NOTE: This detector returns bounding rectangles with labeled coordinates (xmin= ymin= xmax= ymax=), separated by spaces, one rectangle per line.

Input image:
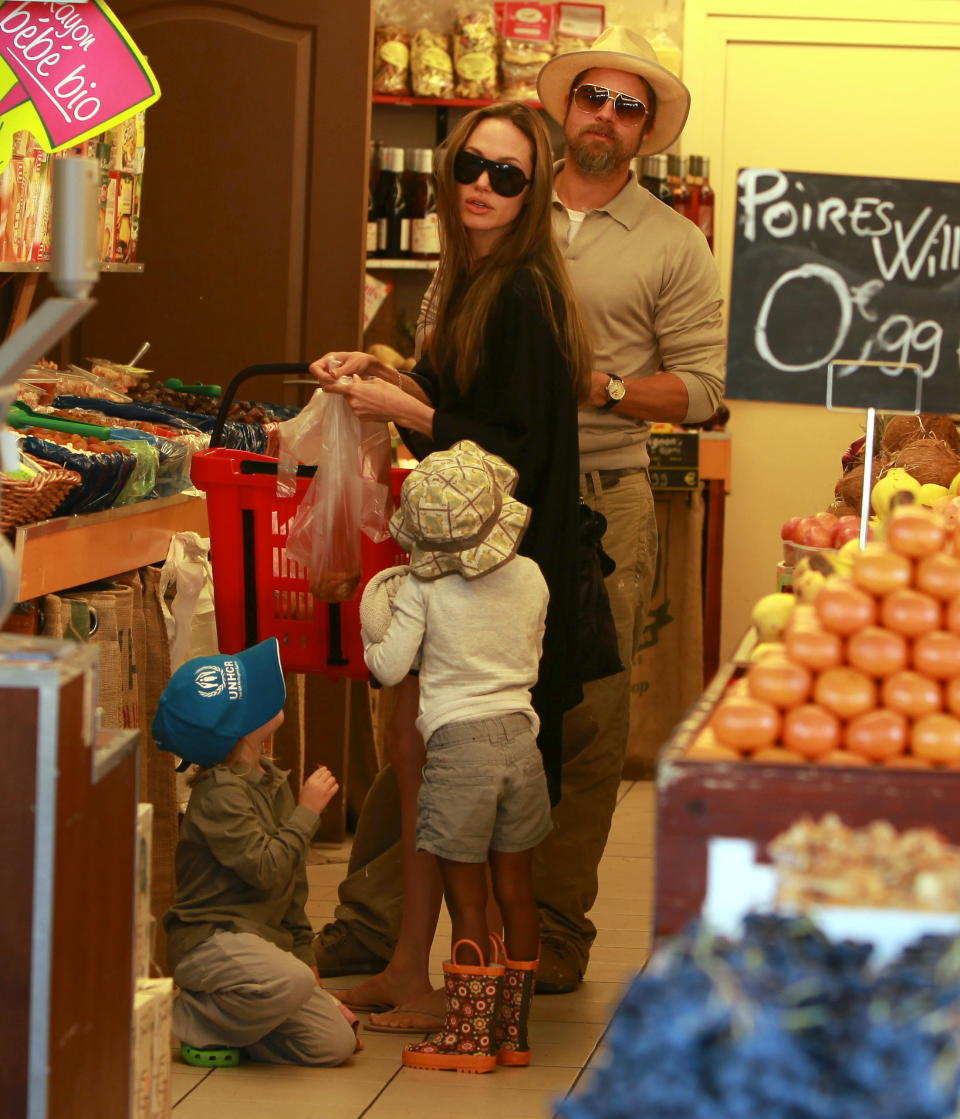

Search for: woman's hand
xmin=310 ymin=351 xmax=394 ymax=387
xmin=323 ymin=376 xmax=409 ymax=423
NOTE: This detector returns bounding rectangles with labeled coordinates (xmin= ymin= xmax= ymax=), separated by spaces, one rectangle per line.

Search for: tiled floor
xmin=170 ymin=780 xmax=653 ymax=1118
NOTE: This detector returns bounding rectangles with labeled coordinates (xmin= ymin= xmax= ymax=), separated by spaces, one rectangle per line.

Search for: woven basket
xmin=1 ymin=453 xmax=82 ymax=533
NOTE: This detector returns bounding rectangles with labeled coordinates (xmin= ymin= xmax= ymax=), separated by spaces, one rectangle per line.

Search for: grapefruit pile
xmin=688 ymin=504 xmax=960 ymax=769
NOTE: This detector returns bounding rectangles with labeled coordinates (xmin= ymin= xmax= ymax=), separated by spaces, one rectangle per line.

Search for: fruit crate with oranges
xmin=655 ymin=501 xmax=960 ymax=937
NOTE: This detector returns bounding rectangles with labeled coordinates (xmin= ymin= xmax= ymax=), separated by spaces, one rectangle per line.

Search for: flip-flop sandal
xmin=364 ymin=1012 xmax=445 ymax=1035
xmin=180 ymin=1043 xmax=241 ymax=1068
xmin=330 ymin=992 xmax=394 ymax=1013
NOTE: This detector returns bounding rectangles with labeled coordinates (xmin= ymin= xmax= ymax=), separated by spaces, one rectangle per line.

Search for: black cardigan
xmin=403 ymin=268 xmax=582 ymax=802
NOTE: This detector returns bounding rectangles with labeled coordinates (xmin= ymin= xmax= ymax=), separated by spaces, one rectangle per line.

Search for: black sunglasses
xmin=452 ymin=150 xmax=530 ymax=198
xmin=572 ymin=83 xmax=648 ymax=124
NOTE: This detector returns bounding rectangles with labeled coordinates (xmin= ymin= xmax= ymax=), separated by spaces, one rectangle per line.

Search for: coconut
xmin=890 ymin=437 xmax=960 ymax=488
xmin=839 ymin=459 xmax=882 ymax=511
xmin=826 ymin=498 xmax=858 ymax=518
xmin=881 ymin=413 xmax=960 ymax=455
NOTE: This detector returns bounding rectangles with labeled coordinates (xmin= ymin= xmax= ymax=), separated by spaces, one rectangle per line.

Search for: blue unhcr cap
xmin=152 ymin=638 xmax=286 ymax=771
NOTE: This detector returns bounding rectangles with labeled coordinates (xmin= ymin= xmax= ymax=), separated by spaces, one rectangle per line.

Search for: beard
xmin=568 ymin=124 xmax=638 ymax=175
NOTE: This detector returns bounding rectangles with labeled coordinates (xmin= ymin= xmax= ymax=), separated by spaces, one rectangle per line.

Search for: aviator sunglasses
xmin=572 ymin=83 xmax=648 ymax=124
xmin=452 ymin=150 xmax=531 ymax=198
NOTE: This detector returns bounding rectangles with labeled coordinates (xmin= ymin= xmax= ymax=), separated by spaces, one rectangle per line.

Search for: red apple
xmin=780 ymin=516 xmax=803 ymax=542
xmin=815 ymin=512 xmax=839 ymax=530
xmin=832 ymin=520 xmax=863 ymax=548
xmin=797 ymin=521 xmax=834 ymax=548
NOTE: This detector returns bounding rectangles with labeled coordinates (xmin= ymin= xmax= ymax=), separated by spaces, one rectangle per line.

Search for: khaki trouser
xmin=173 ymin=931 xmax=357 ymax=1065
xmin=328 ymin=472 xmax=658 ymax=970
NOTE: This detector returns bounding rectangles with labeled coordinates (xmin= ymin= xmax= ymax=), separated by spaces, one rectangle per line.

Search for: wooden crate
xmin=654 ymin=650 xmax=960 ymax=937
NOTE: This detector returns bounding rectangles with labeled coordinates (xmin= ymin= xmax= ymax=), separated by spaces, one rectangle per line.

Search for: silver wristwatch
xmin=600 ymin=374 xmax=626 ymax=411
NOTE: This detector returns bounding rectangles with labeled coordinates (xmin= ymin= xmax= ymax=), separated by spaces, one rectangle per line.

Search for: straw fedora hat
xmin=536 ymin=25 xmax=691 ymax=155
xmin=390 ymin=441 xmax=531 ymax=581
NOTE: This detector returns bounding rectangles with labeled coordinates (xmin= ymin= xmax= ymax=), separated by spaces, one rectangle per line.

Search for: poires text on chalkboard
xmin=727 ymin=168 xmax=960 ymax=412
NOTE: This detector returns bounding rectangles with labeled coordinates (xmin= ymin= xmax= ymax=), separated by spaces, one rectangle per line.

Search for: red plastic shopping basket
xmin=191 ymin=363 xmax=408 ymax=678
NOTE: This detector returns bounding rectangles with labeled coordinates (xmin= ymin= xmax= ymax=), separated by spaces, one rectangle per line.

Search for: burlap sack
xmin=626 ymin=490 xmax=705 ymax=778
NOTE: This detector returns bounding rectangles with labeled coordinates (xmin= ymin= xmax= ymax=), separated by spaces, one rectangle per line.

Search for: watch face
xmin=608 ymin=377 xmax=626 ymax=401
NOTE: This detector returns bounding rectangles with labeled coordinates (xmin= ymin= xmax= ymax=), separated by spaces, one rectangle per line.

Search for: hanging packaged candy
xmin=411 ymin=29 xmax=455 ymax=98
xmin=373 ymin=24 xmax=411 ymax=95
xmin=499 ymin=2 xmax=556 ymax=101
xmin=453 ymin=5 xmax=499 ymax=99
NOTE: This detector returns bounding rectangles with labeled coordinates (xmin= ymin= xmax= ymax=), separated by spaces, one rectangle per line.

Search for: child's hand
xmin=299 ymin=765 xmax=339 ymax=815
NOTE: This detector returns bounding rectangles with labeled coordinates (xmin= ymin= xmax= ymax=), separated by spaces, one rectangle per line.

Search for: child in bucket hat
xmin=361 ymin=441 xmax=553 ymax=1073
xmin=153 ymin=638 xmax=360 ymax=1069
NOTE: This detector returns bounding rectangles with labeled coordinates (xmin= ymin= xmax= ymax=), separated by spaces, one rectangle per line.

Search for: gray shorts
xmin=416 ymin=713 xmax=553 ymax=863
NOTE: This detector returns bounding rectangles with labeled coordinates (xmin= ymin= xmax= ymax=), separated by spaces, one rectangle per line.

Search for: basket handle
xmin=209 ymin=363 xmax=311 ymax=448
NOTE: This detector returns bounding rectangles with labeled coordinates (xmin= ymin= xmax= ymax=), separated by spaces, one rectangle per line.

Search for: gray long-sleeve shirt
xmin=164 ymin=757 xmax=319 ymax=971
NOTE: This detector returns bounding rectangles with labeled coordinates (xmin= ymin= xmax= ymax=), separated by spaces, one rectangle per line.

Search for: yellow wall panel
xmin=681 ymin=3 xmax=960 ymax=658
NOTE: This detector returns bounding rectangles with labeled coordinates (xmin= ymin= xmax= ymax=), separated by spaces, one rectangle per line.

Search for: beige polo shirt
xmin=414 ymin=165 xmax=726 ymax=473
xmin=553 ymin=163 xmax=726 ymax=472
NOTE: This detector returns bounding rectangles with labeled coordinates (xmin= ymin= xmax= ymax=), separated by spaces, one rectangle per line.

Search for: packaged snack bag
xmin=411 ymin=29 xmax=454 ymax=98
xmin=373 ymin=24 xmax=411 ymax=95
xmin=453 ymin=5 xmax=499 ymax=99
xmin=555 ymin=2 xmax=605 ymax=55
xmin=500 ymin=1 xmax=556 ymax=101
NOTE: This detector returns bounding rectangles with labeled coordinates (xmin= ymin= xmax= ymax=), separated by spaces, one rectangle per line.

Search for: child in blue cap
xmin=153 ymin=637 xmax=359 ymax=1068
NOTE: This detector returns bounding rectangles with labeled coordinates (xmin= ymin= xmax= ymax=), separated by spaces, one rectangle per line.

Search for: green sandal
xmin=180 ymin=1043 xmax=241 ymax=1068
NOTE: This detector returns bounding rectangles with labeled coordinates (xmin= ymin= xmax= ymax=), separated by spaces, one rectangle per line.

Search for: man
xmin=313 ymin=25 xmax=725 ymax=1009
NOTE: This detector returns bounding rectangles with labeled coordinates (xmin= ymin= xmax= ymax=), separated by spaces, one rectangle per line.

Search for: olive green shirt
xmin=164 ymin=757 xmax=319 ymax=972
xmin=552 ymin=163 xmax=726 ymax=472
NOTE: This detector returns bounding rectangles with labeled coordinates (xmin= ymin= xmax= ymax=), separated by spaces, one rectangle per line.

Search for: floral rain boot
xmin=492 ymin=939 xmax=537 ymax=1067
xmin=402 ymin=939 xmax=503 ymax=1074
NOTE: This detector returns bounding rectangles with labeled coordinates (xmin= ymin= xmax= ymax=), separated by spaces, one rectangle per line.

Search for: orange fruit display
xmin=813 ymin=666 xmax=877 ymax=720
xmin=911 ymin=714 xmax=960 ymax=764
xmin=846 ymin=626 xmax=908 ymax=678
xmin=746 ymin=655 xmax=812 ymax=709
xmin=814 ymin=580 xmax=876 ymax=636
xmin=881 ymin=671 xmax=942 ymax=719
xmin=880 ymin=588 xmax=942 ymax=638
xmin=781 ymin=704 xmax=841 ymax=759
xmin=710 ymin=697 xmax=780 ymax=752
xmin=844 ymin=709 xmax=908 ymax=761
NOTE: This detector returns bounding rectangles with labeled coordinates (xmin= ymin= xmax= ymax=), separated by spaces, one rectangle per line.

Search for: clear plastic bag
xmin=282 ymin=385 xmax=392 ymax=602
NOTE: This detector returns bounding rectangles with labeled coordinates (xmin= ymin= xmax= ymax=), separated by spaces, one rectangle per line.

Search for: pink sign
xmin=0 ymin=1 xmax=159 ymax=149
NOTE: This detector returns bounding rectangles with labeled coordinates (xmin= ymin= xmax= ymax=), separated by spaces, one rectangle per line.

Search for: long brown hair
xmin=428 ymin=102 xmax=592 ymax=402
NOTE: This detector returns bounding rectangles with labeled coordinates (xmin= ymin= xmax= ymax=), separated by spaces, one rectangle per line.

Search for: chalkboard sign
xmin=727 ymin=169 xmax=960 ymax=412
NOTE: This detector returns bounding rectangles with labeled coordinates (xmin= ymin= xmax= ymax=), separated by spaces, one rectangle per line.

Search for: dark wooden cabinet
xmin=1 ymin=638 xmax=139 ymax=1118
xmin=70 ymin=1 xmax=375 ymax=405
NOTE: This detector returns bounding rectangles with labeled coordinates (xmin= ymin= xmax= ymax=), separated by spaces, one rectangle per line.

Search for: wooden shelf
xmin=366 ymin=258 xmax=438 ymax=271
xmin=373 ymin=94 xmax=542 ymax=109
xmin=14 ymin=491 xmax=208 ymax=600
xmin=0 ymin=262 xmax=144 ymax=273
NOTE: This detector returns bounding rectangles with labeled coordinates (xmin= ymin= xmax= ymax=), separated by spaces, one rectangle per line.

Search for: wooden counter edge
xmin=14 ymin=492 xmax=209 ymax=601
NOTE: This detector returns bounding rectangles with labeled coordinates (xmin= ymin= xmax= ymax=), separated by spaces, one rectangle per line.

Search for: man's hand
xmin=298 ymin=765 xmax=339 ymax=815
xmin=584 ymin=369 xmax=614 ymax=409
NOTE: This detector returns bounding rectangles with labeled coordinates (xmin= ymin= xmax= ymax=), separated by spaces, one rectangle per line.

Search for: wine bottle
xmin=687 ymin=154 xmax=715 ymax=251
xmin=642 ymin=154 xmax=672 ymax=205
xmin=375 ymin=147 xmax=409 ymax=258
xmin=406 ymin=148 xmax=440 ymax=260
xmin=667 ymin=153 xmax=692 ymax=217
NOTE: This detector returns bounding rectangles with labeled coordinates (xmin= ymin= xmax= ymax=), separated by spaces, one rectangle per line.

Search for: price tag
xmin=648 ymin=432 xmax=699 ymax=489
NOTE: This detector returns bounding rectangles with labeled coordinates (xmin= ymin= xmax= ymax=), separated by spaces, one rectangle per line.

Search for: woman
xmin=310 ymin=100 xmax=590 ymax=1022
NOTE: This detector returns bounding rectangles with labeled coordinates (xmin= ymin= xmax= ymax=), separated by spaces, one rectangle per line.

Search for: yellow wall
xmin=681 ymin=0 xmax=960 ymax=661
